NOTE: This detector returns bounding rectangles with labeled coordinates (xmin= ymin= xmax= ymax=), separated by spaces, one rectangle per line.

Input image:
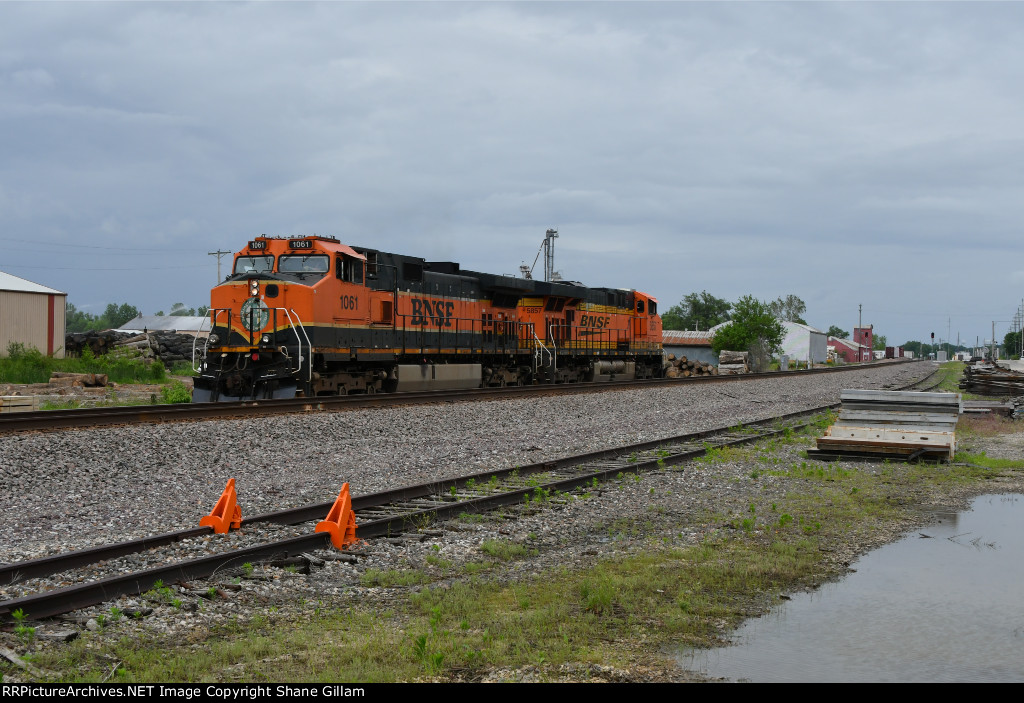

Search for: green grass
xmin=168 ymin=361 xmax=198 ymax=377
xmin=36 ymin=533 xmax=823 ymax=683
xmin=0 ymin=343 xmax=167 ymax=385
xmin=953 ymin=451 xmax=1024 ymax=472
xmin=932 ymin=360 xmax=966 ymax=394
xmin=479 ymin=539 xmax=529 ymax=561
xmin=359 ymin=568 xmax=430 ymax=588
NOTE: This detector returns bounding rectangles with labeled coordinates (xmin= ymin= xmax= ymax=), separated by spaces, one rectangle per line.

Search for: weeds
xmin=360 ymin=568 xmax=429 ymax=588
xmin=1 ymin=343 xmax=167 ymax=385
xmin=479 ymin=539 xmax=528 ymax=561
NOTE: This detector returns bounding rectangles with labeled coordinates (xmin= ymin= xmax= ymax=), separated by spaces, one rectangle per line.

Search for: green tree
xmin=65 ymin=301 xmax=139 ymax=332
xmin=711 ymin=295 xmax=785 ymax=371
xmin=1005 ymin=330 xmax=1022 ymax=358
xmin=873 ymin=334 xmax=888 ymax=351
xmin=903 ymin=340 xmax=941 ymax=358
xmin=661 ymin=291 xmax=732 ymax=331
xmin=169 ymin=302 xmax=196 ymax=317
xmin=826 ymin=325 xmax=848 ymax=339
xmin=766 ymin=294 xmax=807 ymax=324
xmin=101 ymin=303 xmax=139 ymax=329
xmin=65 ymin=302 xmax=98 ymax=333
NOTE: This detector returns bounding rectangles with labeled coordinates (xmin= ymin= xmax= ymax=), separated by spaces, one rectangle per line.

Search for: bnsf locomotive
xmin=192 ymin=235 xmax=663 ymax=401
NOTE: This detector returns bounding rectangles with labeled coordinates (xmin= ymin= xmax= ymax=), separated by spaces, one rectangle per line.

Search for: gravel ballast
xmin=1 ymin=363 xmax=929 ymax=563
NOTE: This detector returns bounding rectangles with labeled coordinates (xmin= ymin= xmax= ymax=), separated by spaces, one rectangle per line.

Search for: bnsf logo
xmin=339 ymin=295 xmax=359 ymax=310
xmin=579 ymin=314 xmax=611 ymax=328
xmin=410 ymin=299 xmax=455 ymax=327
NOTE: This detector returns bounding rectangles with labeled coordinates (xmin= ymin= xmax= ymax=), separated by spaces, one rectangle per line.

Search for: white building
xmin=779 ymin=321 xmax=829 ymax=365
xmin=707 ymin=319 xmax=828 ymax=366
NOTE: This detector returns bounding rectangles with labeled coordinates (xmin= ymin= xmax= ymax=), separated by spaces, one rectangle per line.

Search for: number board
xmin=288 ymin=239 xmax=314 ymax=249
xmin=248 ymin=240 xmax=267 ymax=250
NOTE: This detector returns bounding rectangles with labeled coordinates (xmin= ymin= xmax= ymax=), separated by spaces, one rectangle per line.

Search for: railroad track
xmin=0 ymin=365 xmax=941 ymax=622
xmin=0 ymin=359 xmax=921 ymax=433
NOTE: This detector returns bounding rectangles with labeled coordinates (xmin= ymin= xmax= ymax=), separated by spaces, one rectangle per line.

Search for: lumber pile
xmin=664 ymin=354 xmax=717 ymax=378
xmin=0 ymin=396 xmax=39 ymax=413
xmin=64 ymin=331 xmax=201 ymax=365
xmin=717 ymin=350 xmax=749 ymax=375
xmin=49 ymin=372 xmax=108 ymax=387
xmin=959 ymin=363 xmax=1024 ymax=396
xmin=64 ymin=330 xmax=124 ymax=357
xmin=814 ymin=389 xmax=962 ymax=461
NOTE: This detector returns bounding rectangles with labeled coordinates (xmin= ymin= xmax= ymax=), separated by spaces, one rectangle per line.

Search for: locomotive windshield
xmin=234 ymin=255 xmax=274 ymax=275
xmin=279 ymin=255 xmax=330 ymax=274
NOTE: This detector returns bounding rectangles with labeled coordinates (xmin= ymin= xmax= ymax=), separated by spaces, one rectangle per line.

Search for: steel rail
xmin=0 ymin=417 xmax=802 ymax=621
xmin=0 ymin=365 xmax=940 ymax=620
xmin=0 ymin=359 xmax=921 ymax=434
xmin=0 ymin=404 xmax=840 ymax=587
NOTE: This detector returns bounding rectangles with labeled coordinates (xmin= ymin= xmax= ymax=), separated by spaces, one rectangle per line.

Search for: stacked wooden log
xmin=49 ymin=372 xmax=108 ymax=388
xmin=664 ymin=354 xmax=718 ymax=378
xmin=64 ymin=331 xmax=201 ymax=366
xmin=959 ymin=364 xmax=1024 ymax=396
xmin=64 ymin=331 xmax=127 ymax=357
xmin=718 ymin=350 xmax=750 ymax=375
xmin=148 ymin=332 xmax=201 ymax=363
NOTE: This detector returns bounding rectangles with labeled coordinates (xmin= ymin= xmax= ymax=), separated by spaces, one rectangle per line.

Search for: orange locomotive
xmin=192 ymin=235 xmax=663 ymax=401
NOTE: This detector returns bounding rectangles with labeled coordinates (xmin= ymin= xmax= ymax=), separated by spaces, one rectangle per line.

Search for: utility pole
xmin=208 ymin=250 xmax=231 ymax=284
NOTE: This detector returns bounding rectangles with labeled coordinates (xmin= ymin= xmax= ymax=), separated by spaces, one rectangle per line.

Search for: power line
xmin=0 ymin=263 xmax=198 ymax=271
xmin=0 ymin=236 xmax=195 ymax=253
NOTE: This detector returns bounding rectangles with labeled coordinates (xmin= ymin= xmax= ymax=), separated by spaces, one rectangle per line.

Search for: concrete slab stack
xmin=814 ymin=389 xmax=962 ymax=461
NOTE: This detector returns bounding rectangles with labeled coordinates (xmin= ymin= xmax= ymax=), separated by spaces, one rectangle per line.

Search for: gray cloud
xmin=0 ymin=2 xmax=1021 ymax=344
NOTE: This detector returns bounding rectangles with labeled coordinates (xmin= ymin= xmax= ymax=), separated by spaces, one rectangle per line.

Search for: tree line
xmin=662 ymin=291 xmax=818 ymax=332
xmin=65 ymin=302 xmax=209 ymax=333
xmin=661 ymin=291 xmax=902 ymax=364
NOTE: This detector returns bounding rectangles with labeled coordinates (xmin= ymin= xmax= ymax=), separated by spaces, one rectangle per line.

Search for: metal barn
xmin=0 ymin=271 xmax=67 ymax=358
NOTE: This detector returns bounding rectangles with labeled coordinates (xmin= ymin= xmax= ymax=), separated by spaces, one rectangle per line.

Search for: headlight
xmin=261 ymin=334 xmax=271 ymax=344
xmin=208 ymin=333 xmax=220 ymax=346
xmin=249 ymin=279 xmax=259 ymax=296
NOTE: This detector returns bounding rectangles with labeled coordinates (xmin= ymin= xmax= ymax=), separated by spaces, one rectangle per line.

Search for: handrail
xmin=193 ymin=308 xmax=231 ymax=373
xmin=547 ymin=322 xmax=558 ymax=374
xmin=193 ymin=307 xmax=310 ymax=383
xmin=275 ymin=308 xmax=312 ymax=382
xmin=532 ymin=325 xmax=553 ymax=376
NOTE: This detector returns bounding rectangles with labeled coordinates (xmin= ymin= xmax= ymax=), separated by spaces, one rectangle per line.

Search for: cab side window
xmin=336 ymin=256 xmax=365 ymax=284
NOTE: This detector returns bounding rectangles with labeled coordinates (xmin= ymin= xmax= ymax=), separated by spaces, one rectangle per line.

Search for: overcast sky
xmin=1 ymin=2 xmax=1022 ymax=347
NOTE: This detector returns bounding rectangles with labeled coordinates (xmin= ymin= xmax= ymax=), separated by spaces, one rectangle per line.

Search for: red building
xmin=853 ymin=325 xmax=873 ymax=360
xmin=829 ymin=336 xmax=871 ymax=363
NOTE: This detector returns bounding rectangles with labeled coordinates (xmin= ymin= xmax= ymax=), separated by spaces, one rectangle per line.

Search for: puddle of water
xmin=679 ymin=494 xmax=1024 ymax=682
